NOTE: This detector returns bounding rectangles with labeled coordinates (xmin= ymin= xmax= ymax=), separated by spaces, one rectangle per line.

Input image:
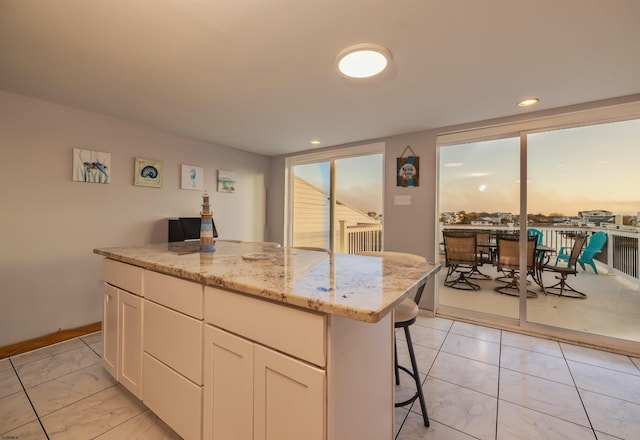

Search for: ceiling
xmin=1 ymin=0 xmax=639 ymax=156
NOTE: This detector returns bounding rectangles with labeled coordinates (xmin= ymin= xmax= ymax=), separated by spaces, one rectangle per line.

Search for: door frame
xmin=284 ymin=142 xmax=385 ymax=249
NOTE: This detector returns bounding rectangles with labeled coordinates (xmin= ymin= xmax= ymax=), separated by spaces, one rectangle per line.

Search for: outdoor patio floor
xmin=438 ymin=260 xmax=640 ymax=344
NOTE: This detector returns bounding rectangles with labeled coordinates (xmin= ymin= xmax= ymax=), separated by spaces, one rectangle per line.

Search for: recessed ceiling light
xmin=310 ymin=140 xmax=321 ymax=145
xmin=336 ymin=43 xmax=391 ymax=78
xmin=518 ymin=98 xmax=539 ymax=107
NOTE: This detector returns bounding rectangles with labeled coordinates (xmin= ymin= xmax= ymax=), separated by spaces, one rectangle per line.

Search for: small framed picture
xmin=217 ymin=170 xmax=236 ymax=193
xmin=134 ymin=157 xmax=163 ymax=188
xmin=73 ymin=148 xmax=111 ymax=184
xmin=181 ymin=164 xmax=204 ymax=190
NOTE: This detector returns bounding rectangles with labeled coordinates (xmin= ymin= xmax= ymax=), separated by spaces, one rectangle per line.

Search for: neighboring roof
xmin=294 ymin=176 xmax=380 ymax=225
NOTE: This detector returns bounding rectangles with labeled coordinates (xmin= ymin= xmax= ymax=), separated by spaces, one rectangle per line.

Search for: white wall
xmin=0 ymin=91 xmax=270 ymax=346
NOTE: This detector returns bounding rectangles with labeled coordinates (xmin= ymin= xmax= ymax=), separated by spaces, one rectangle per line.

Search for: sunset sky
xmin=439 ymin=118 xmax=640 ymax=216
xmin=294 ymin=154 xmax=383 ymax=215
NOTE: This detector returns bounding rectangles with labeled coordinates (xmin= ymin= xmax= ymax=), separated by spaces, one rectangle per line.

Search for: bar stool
xmin=357 ymin=251 xmax=430 ymax=427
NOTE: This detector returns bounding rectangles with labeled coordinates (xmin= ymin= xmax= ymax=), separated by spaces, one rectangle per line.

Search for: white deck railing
xmin=337 ymin=221 xmax=382 ymax=254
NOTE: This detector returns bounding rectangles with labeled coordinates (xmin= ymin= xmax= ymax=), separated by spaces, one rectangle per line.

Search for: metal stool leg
xmin=395 ymin=324 xmax=429 ymax=427
xmin=394 ymin=334 xmax=400 ymax=385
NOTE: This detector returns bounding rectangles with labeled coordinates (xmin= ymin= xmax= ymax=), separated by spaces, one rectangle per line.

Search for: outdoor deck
xmin=438 ymin=257 xmax=640 ymax=343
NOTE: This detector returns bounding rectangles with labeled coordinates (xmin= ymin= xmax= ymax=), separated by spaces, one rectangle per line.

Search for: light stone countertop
xmin=94 ymin=241 xmax=440 ymax=323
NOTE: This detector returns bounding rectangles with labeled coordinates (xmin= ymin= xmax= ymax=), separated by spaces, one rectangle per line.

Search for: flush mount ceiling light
xmin=518 ymin=97 xmax=539 ymax=107
xmin=310 ymin=140 xmax=321 ymax=145
xmin=336 ymin=43 xmax=391 ymax=78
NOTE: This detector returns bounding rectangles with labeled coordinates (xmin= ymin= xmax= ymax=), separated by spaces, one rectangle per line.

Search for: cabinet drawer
xmin=144 ymin=270 xmax=203 ymax=318
xmin=204 ymin=287 xmax=326 ymax=367
xmin=143 ymin=353 xmax=202 ymax=440
xmin=103 ymin=259 xmax=143 ymax=296
xmin=144 ymin=300 xmax=203 ymax=385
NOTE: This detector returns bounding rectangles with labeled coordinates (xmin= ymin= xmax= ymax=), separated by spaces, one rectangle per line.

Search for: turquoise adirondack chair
xmin=527 ymin=228 xmax=544 ymax=245
xmin=555 ymin=231 xmax=607 ymax=273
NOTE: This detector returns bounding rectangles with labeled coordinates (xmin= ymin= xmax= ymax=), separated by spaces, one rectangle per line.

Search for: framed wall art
xmin=396 ymin=145 xmax=419 ymax=187
xmin=73 ymin=148 xmax=111 ymax=184
xmin=134 ymin=157 xmax=163 ymax=188
xmin=181 ymin=164 xmax=204 ymax=190
xmin=217 ymin=170 xmax=236 ymax=193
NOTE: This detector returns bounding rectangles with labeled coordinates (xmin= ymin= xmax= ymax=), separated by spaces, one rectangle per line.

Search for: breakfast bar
xmin=94 ymin=241 xmax=440 ymax=440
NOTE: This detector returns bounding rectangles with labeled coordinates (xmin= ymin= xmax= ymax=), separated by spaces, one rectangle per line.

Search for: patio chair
xmin=527 ymin=228 xmax=544 ymax=245
xmin=442 ymin=231 xmax=480 ymax=291
xmin=494 ymin=233 xmax=538 ymax=298
xmin=555 ymin=231 xmax=607 ymax=274
xmin=467 ymin=230 xmax=493 ymax=280
xmin=542 ymin=235 xmax=588 ymax=298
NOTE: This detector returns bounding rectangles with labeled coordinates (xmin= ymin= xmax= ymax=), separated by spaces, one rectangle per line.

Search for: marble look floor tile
xmin=561 ymin=343 xmax=640 ymax=376
xmin=631 ymin=357 xmax=640 ymax=370
xmin=498 ymin=368 xmax=590 ymax=427
xmin=422 ymin=376 xmax=497 ymax=440
xmin=501 ymin=330 xmax=563 ymax=358
xmin=397 ymin=324 xmax=448 ymax=351
xmin=93 ymin=409 xmax=181 ymax=440
xmin=80 ymin=331 xmax=102 ymax=345
xmin=449 ymin=321 xmax=502 ymax=343
xmin=414 ymin=315 xmax=454 ymax=332
xmin=1 ymin=419 xmax=48 ymax=439
xmin=0 ymin=368 xmax=23 ymax=399
xmin=89 ymin=340 xmax=103 ymax=358
xmin=17 ymin=345 xmax=100 ymax=389
xmin=41 ymin=385 xmax=146 ymax=440
xmin=397 ymin=411 xmax=476 ymax=440
xmin=579 ymin=389 xmax=640 ymax=439
xmin=440 ymin=333 xmax=500 ymax=366
xmin=394 ymin=406 xmax=409 ymax=438
xmin=568 ymin=360 xmax=640 ymax=404
xmin=396 ymin=339 xmax=438 ymax=380
xmin=27 ymin=363 xmax=117 ymax=416
xmin=594 ymin=431 xmax=625 ymax=440
xmin=0 ymin=391 xmax=38 ymax=434
xmin=497 ymin=400 xmax=596 ymax=440
xmin=429 ymin=351 xmax=498 ymax=397
xmin=0 ymin=358 xmax=11 ymax=372
xmin=10 ymin=339 xmax=85 ymax=368
xmin=500 ymin=345 xmax=574 ymax=385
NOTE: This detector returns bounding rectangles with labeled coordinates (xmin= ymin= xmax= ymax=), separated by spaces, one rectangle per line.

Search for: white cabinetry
xmin=254 ymin=344 xmax=325 ymax=440
xmin=101 ymin=260 xmax=143 ymax=399
xmin=143 ymin=269 xmax=204 ymax=440
xmin=203 ymin=287 xmax=326 ymax=440
xmin=101 ymin=256 xmax=396 ymax=440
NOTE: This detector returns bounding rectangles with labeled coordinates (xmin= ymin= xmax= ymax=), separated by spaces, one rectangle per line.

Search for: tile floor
xmin=2 ymin=317 xmax=640 ymax=439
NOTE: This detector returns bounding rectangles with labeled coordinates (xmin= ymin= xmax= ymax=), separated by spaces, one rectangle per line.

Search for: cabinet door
xmin=118 ymin=290 xmax=143 ymax=399
xmin=254 ymin=345 xmax=326 ymax=440
xmin=102 ymin=283 xmax=118 ymax=378
xmin=203 ymin=325 xmax=254 ymax=440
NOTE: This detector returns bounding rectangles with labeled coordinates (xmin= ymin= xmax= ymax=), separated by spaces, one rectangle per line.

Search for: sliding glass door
xmin=437 ymin=104 xmax=640 ymax=351
xmin=527 ymin=119 xmax=640 ymax=342
xmin=287 ymin=143 xmax=384 ymax=253
xmin=438 ymin=137 xmax=520 ymax=321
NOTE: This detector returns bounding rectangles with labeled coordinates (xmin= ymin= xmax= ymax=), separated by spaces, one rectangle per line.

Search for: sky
xmin=439 ymin=118 xmax=640 ymax=216
xmin=294 ymin=154 xmax=383 ymax=215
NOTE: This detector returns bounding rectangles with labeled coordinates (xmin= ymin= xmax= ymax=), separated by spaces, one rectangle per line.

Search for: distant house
xmin=578 ymin=210 xmax=615 ymax=226
xmin=293 ymin=176 xmax=381 ymax=249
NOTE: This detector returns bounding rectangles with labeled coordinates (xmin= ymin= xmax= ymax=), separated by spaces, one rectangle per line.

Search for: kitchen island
xmin=94 ymin=241 xmax=440 ymax=440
